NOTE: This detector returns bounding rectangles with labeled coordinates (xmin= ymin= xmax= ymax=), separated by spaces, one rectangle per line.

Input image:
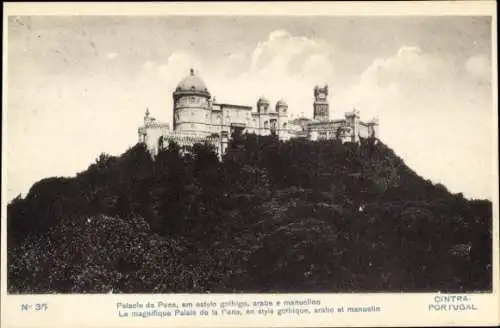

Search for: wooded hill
xmin=7 ymin=133 xmax=492 ymax=293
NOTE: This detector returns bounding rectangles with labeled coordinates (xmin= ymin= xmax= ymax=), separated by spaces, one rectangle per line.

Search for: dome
xmin=176 ymin=68 xmax=209 ymax=93
xmin=257 ymin=96 xmax=270 ymax=105
xmin=276 ymin=99 xmax=288 ymax=107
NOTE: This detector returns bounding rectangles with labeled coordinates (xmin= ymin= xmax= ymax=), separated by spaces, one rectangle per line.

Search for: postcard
xmin=2 ymin=1 xmax=498 ymax=327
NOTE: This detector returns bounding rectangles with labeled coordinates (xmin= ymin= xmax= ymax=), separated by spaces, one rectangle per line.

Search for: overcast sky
xmin=5 ymin=15 xmax=494 ymax=200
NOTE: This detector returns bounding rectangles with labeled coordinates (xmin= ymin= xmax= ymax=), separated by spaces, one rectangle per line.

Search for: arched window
xmin=283 ymin=122 xmax=287 ymax=129
xmin=264 ymin=121 xmax=269 ymax=128
xmin=270 ymin=119 xmax=277 ymax=135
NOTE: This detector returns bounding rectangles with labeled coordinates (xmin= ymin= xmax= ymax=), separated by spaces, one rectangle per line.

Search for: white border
xmin=2 ymin=2 xmax=498 ymax=327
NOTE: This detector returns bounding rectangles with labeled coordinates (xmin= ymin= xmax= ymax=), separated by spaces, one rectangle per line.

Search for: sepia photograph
xmin=3 ymin=7 xmax=495 ymax=300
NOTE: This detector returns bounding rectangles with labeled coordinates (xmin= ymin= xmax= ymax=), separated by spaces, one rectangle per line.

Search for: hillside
xmin=7 ymin=134 xmax=493 ymax=293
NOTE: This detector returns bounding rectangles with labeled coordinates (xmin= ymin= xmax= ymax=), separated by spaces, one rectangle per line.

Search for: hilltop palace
xmin=138 ymin=69 xmax=379 ymax=156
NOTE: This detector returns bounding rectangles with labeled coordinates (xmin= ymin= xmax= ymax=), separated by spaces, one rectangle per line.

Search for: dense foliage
xmin=7 ymin=134 xmax=492 ymax=293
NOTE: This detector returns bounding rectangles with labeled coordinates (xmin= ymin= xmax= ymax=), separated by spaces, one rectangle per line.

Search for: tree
xmin=7 ymin=137 xmax=493 ymax=293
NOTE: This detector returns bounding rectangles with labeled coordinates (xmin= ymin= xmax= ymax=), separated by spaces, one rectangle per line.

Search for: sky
xmin=5 ymin=15 xmax=495 ymax=201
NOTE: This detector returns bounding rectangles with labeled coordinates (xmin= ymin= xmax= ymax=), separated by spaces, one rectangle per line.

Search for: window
xmin=270 ymin=119 xmax=277 ymax=135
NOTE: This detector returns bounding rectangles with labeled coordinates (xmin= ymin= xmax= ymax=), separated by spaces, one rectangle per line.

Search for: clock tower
xmin=313 ymin=85 xmax=329 ymax=121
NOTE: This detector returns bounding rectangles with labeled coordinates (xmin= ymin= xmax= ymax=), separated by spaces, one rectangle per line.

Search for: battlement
xmin=314 ymin=84 xmax=329 ymax=99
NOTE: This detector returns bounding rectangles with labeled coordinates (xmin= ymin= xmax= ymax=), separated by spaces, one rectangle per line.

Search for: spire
xmin=144 ymin=108 xmax=151 ymax=126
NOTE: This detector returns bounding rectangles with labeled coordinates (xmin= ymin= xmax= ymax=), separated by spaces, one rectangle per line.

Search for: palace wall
xmin=138 ymin=69 xmax=379 ymax=158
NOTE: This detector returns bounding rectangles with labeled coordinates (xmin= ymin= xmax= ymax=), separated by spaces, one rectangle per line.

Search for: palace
xmin=138 ymin=68 xmax=379 ymax=156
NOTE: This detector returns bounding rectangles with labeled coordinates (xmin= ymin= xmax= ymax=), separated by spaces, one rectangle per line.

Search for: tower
xmin=275 ymin=99 xmax=289 ymax=135
xmin=344 ymin=108 xmax=360 ymax=143
xmin=172 ymin=68 xmax=211 ymax=134
xmin=276 ymin=99 xmax=288 ymax=117
xmin=367 ymin=117 xmax=380 ymax=138
xmin=313 ymin=84 xmax=329 ymax=121
xmin=257 ymin=96 xmax=270 ymax=113
xmin=256 ymin=96 xmax=271 ymax=135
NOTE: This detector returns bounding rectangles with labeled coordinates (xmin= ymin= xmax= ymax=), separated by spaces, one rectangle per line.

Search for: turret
xmin=275 ymin=99 xmax=288 ymax=116
xmin=344 ymin=108 xmax=360 ymax=143
xmin=367 ymin=116 xmax=379 ymax=138
xmin=313 ymin=84 xmax=329 ymax=121
xmin=144 ymin=108 xmax=156 ymax=126
xmin=257 ymin=96 xmax=270 ymax=113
